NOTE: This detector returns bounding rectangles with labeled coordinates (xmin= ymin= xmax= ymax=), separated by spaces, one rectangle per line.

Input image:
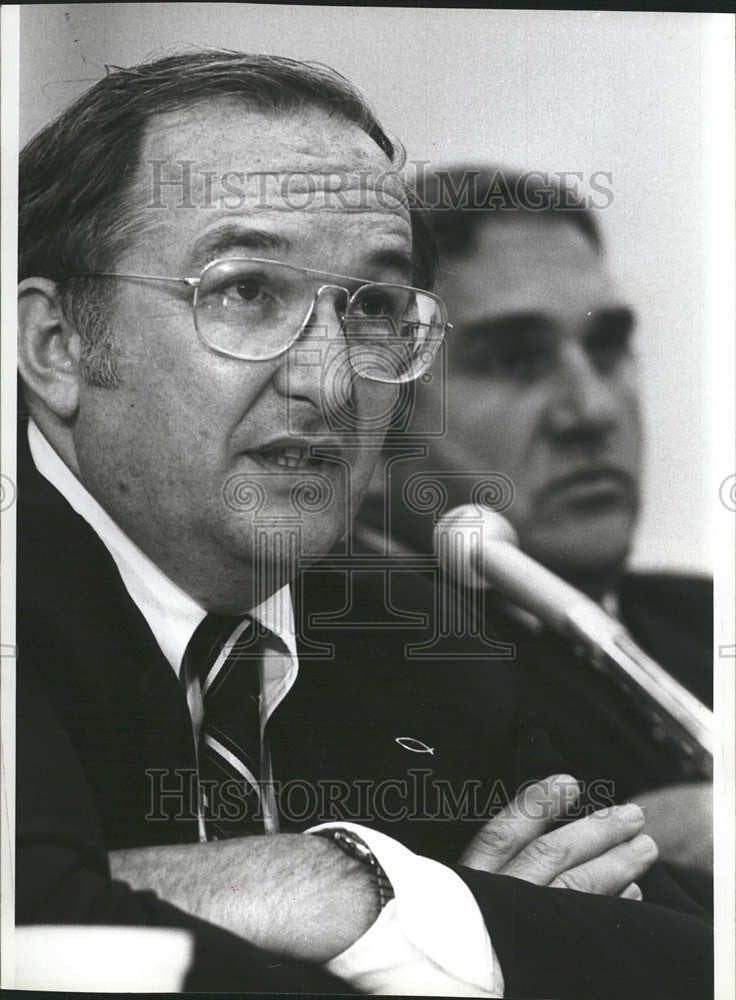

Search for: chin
xmin=295 ymin=513 xmax=349 ymax=561
xmin=241 ymin=510 xmax=347 ymax=568
xmin=522 ymin=514 xmax=634 ymax=582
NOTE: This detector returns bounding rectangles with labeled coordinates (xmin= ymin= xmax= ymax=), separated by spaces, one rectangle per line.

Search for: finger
xmin=548 ymin=835 xmax=658 ymax=895
xmin=459 ymin=774 xmax=580 ymax=872
xmin=620 ymin=882 xmax=643 ymax=901
xmin=501 ymin=803 xmax=646 ymax=884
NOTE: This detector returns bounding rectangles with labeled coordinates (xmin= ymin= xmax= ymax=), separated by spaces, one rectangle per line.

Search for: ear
xmin=18 ymin=277 xmax=82 ymax=420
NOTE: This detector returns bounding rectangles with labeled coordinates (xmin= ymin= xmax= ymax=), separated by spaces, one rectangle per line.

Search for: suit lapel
xmin=18 ymin=423 xmax=199 ymax=847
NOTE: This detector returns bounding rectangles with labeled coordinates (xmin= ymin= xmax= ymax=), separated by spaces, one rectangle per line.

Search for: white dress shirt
xmin=28 ymin=419 xmax=503 ymax=996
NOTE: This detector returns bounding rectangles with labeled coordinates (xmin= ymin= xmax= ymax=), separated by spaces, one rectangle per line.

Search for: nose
xmin=545 ymin=344 xmax=620 ymax=441
xmin=272 ymin=285 xmax=353 ymax=419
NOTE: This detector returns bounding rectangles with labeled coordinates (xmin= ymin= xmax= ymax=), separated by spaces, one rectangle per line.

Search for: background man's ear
xmin=18 ymin=277 xmax=82 ymax=420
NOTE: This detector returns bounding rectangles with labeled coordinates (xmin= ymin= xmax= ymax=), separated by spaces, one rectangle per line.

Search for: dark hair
xmin=414 ymin=163 xmax=602 ymax=259
xmin=19 ymin=49 xmax=436 ymax=385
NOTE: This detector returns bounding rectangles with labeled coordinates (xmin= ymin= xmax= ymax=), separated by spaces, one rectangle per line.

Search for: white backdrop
xmin=19 ymin=4 xmax=721 ymax=573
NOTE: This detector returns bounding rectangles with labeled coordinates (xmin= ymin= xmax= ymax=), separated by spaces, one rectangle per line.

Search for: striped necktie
xmin=183 ymin=613 xmax=265 ymax=839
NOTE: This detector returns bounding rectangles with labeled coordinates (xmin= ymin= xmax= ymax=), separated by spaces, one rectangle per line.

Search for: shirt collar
xmin=27 ymin=419 xmax=295 ymax=673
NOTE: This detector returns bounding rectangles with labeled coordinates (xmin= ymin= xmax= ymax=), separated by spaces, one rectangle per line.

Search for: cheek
xmin=613 ymin=380 xmax=643 ymax=447
xmin=117 ymin=371 xmax=198 ymax=475
xmin=351 ymin=380 xmax=402 ymax=432
xmin=445 ymin=380 xmax=525 ymax=458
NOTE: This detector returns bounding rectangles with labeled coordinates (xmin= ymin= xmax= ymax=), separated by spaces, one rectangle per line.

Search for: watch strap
xmin=314 ymin=828 xmax=395 ymax=910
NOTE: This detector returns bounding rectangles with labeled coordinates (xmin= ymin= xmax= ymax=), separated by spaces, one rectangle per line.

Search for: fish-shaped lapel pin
xmin=395 ymin=736 xmax=435 ymax=755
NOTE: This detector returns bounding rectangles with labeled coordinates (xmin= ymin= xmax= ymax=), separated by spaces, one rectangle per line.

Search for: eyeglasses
xmin=72 ymin=257 xmax=451 ymax=384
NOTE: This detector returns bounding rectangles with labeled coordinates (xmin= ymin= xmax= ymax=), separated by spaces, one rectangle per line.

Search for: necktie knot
xmin=186 ymin=610 xmax=239 ymax=674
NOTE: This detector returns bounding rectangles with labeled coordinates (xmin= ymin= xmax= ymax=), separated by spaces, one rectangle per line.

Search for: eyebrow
xmin=188 ymin=226 xmax=291 ymax=269
xmin=586 ymin=306 xmax=637 ymax=334
xmin=460 ymin=306 xmax=637 ymax=343
xmin=460 ymin=312 xmax=556 ymax=341
xmin=187 ymin=225 xmax=415 ymax=282
xmin=362 ymin=248 xmax=415 ymax=282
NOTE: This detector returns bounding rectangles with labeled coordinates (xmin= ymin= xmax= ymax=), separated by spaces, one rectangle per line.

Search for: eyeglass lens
xmin=193 ymin=259 xmax=444 ymax=383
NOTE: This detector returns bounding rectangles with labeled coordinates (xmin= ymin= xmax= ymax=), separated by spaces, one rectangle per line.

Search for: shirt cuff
xmin=306 ymin=821 xmax=504 ymax=996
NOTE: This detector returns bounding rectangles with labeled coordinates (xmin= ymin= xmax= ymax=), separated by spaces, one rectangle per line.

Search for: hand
xmin=459 ymin=774 xmax=657 ymax=900
xmin=632 ymin=782 xmax=712 ymax=874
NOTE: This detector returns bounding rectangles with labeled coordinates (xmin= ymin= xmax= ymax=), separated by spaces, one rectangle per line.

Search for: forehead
xmin=128 ymin=100 xmax=411 ymax=269
xmin=437 ymin=214 xmax=619 ymax=320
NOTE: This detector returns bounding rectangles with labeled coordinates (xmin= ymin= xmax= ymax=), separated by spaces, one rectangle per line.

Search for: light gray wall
xmin=19 ymin=5 xmax=716 ymax=573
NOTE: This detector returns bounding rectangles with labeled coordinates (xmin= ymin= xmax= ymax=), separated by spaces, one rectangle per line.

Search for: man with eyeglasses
xmin=16 ymin=52 xmax=710 ymax=996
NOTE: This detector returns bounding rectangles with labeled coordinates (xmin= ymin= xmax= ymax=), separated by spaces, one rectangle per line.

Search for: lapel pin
xmin=395 ymin=736 xmax=435 ymax=755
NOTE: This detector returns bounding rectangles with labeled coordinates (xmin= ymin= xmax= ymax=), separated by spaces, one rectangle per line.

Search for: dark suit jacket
xmin=356 ymin=485 xmax=713 ymax=797
xmin=17 ymin=429 xmax=712 ymax=998
xmin=512 ymin=573 xmax=712 ymax=801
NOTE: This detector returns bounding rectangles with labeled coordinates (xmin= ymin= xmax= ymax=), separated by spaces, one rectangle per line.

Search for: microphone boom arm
xmin=436 ymin=505 xmax=714 ymax=779
xmin=565 ymin=600 xmax=713 ymax=776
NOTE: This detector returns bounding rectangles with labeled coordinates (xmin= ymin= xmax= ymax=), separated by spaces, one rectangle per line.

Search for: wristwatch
xmin=315 ymin=828 xmax=395 ymax=911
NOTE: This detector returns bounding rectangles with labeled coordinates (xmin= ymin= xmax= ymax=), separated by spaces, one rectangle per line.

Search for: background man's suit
xmin=357 ymin=490 xmax=713 ymax=799
xmin=511 ymin=574 xmax=712 ymax=802
xmin=17 ymin=426 xmax=712 ymax=998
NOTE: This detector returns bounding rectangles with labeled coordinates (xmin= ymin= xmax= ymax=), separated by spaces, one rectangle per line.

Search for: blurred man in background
xmin=357 ymin=164 xmax=712 ymax=897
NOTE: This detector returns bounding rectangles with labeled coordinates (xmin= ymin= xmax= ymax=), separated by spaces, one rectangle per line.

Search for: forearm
xmin=109 ymin=833 xmax=378 ymax=963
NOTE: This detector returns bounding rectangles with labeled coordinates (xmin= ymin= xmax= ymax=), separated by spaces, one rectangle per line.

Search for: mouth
xmin=246 ymin=440 xmax=341 ymax=472
xmin=539 ymin=467 xmax=636 ymax=507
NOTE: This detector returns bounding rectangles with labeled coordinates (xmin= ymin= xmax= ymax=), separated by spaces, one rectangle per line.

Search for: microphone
xmin=434 ymin=504 xmax=713 ymax=775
